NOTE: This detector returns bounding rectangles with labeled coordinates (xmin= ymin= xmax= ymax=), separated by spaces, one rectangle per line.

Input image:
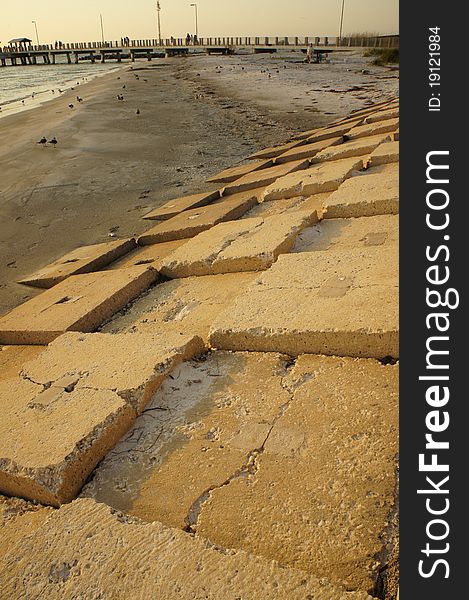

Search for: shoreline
xmin=0 ymin=50 xmax=398 ymax=315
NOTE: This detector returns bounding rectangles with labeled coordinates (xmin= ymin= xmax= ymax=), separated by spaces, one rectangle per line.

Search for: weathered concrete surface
xmin=0 ymin=376 xmax=135 ymax=506
xmin=323 ymin=165 xmax=399 ymax=218
xmin=346 ymin=118 xmax=399 ymax=140
xmin=0 ymin=498 xmax=375 ymax=600
xmin=368 ymin=141 xmax=399 ymax=167
xmin=209 ymin=247 xmax=398 ymax=358
xmin=364 ymin=108 xmax=399 ymax=124
xmin=0 ymin=332 xmax=203 ymax=505
xmin=142 ymin=190 xmax=222 ymax=221
xmin=23 ymin=331 xmax=205 ymax=413
xmin=312 ymin=134 xmax=392 ymax=163
xmin=0 ymin=266 xmax=158 ymax=345
xmin=247 ymin=139 xmax=306 ymax=160
xmin=293 ymin=215 xmax=399 ymax=254
xmin=160 ymin=211 xmax=317 ymax=278
xmin=101 ymin=272 xmax=259 ymax=343
xmin=109 ymin=240 xmax=188 ymax=270
xmin=223 ymin=159 xmax=310 ymax=195
xmin=0 ymin=345 xmax=44 ymax=382
xmin=207 ymin=159 xmax=273 ymax=183
xmin=18 ymin=238 xmax=137 ymax=288
xmin=294 ymin=119 xmax=363 ymax=142
xmin=274 ymin=136 xmax=344 ymax=164
xmin=262 ymin=157 xmax=364 ymax=202
xmin=137 ymin=193 xmax=258 ymax=245
xmin=243 ymin=192 xmax=332 ymax=219
xmin=196 ymin=355 xmax=398 ymax=592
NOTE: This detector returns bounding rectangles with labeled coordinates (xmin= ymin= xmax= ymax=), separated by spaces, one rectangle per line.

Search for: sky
xmin=1 ymin=0 xmax=398 ymax=45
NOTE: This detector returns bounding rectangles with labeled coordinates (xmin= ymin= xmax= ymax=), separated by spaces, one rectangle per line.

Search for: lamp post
xmin=157 ymin=1 xmax=162 ymax=44
xmin=32 ymin=21 xmax=40 ymax=47
xmin=190 ymin=3 xmax=198 ymax=39
xmin=338 ymin=0 xmax=345 ymax=45
xmin=100 ymin=13 xmax=105 ymax=44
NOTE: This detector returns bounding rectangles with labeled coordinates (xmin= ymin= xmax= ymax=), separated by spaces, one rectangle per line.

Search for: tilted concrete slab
xmin=209 ymin=247 xmax=398 ymax=358
xmin=364 ymin=107 xmax=399 ymax=124
xmin=137 ymin=193 xmax=258 ymax=245
xmin=0 ymin=332 xmax=203 ymax=505
xmin=18 ymin=239 xmax=137 ymax=288
xmin=262 ymin=157 xmax=365 ymax=202
xmin=0 ymin=345 xmax=44 ymax=382
xmin=196 ymin=355 xmax=398 ymax=592
xmin=293 ymin=119 xmax=363 ymax=142
xmin=274 ymin=136 xmax=344 ymax=164
xmin=207 ymin=159 xmax=273 ymax=183
xmin=0 ymin=377 xmax=135 ymax=506
xmin=346 ymin=118 xmax=399 ymax=140
xmin=292 ymin=215 xmax=399 ymax=253
xmin=247 ymin=139 xmax=307 ymax=160
xmin=101 ymin=272 xmax=258 ymax=344
xmin=323 ymin=166 xmax=399 ymax=218
xmin=109 ymin=240 xmax=188 ymax=270
xmin=23 ymin=331 xmax=205 ymax=413
xmin=368 ymin=141 xmax=399 ymax=166
xmin=160 ymin=211 xmax=317 ymax=278
xmin=0 ymin=266 xmax=158 ymax=345
xmin=142 ymin=190 xmax=222 ymax=221
xmin=312 ymin=134 xmax=392 ymax=163
xmin=0 ymin=499 xmax=375 ymax=600
xmin=223 ymin=159 xmax=310 ymax=195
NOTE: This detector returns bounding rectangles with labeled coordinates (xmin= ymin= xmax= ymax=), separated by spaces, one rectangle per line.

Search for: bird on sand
xmin=68 ymin=104 xmax=74 ymax=109
xmin=48 ymin=137 xmax=58 ymax=147
xmin=37 ymin=137 xmax=47 ymax=146
xmin=136 ymin=108 xmax=141 ymax=115
xmin=77 ymin=96 xmax=83 ymax=103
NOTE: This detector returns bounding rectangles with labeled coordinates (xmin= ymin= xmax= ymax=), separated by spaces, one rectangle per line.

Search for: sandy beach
xmin=0 ymin=49 xmax=398 ymax=315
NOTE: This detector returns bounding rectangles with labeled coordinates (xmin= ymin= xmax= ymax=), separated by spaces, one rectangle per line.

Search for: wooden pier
xmin=0 ymin=34 xmax=399 ymax=67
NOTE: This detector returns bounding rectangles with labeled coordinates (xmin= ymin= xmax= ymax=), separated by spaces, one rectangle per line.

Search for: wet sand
xmin=0 ymin=49 xmax=398 ymax=315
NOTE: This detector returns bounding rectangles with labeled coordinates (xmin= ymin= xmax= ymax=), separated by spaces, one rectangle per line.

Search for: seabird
xmin=77 ymin=96 xmax=83 ymax=102
xmin=68 ymin=104 xmax=74 ymax=109
xmin=37 ymin=137 xmax=47 ymax=146
xmin=136 ymin=108 xmax=140 ymax=115
xmin=48 ymin=137 xmax=58 ymax=147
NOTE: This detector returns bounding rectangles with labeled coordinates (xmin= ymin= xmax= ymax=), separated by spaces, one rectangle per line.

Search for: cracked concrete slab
xmin=368 ymin=141 xmax=399 ymax=167
xmin=0 ymin=266 xmax=158 ymax=345
xmin=17 ymin=238 xmax=137 ymax=288
xmin=247 ymin=139 xmax=307 ymax=160
xmin=223 ymin=159 xmax=310 ymax=195
xmin=242 ymin=192 xmax=332 ymax=219
xmin=109 ymin=240 xmax=188 ymax=270
xmin=364 ymin=108 xmax=399 ymax=124
xmin=294 ymin=118 xmax=364 ymax=142
xmin=142 ymin=190 xmax=222 ymax=221
xmin=137 ymin=193 xmax=258 ymax=245
xmin=207 ymin=159 xmax=273 ymax=183
xmin=346 ymin=118 xmax=399 ymax=140
xmin=160 ymin=211 xmax=317 ymax=278
xmin=312 ymin=134 xmax=392 ymax=164
xmin=0 ymin=498 xmax=375 ymax=600
xmin=292 ymin=215 xmax=399 ymax=254
xmin=0 ymin=376 xmax=135 ymax=506
xmin=196 ymin=355 xmax=398 ymax=593
xmin=22 ymin=331 xmax=205 ymax=413
xmin=100 ymin=272 xmax=259 ymax=344
xmin=0 ymin=345 xmax=44 ymax=382
xmin=274 ymin=136 xmax=344 ymax=164
xmin=209 ymin=246 xmax=398 ymax=358
xmin=323 ymin=165 xmax=399 ymax=218
xmin=261 ymin=157 xmax=365 ymax=202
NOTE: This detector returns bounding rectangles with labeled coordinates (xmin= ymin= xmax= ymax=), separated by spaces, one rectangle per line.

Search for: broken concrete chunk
xmin=223 ymin=160 xmax=310 ymax=195
xmin=273 ymin=136 xmax=343 ymax=164
xmin=312 ymin=134 xmax=392 ymax=163
xmin=262 ymin=156 xmax=364 ymax=202
xmin=23 ymin=331 xmax=205 ymax=413
xmin=0 ymin=377 xmax=135 ymax=506
xmin=101 ymin=272 xmax=258 ymax=343
xmin=0 ymin=498 xmax=375 ymax=599
xmin=368 ymin=141 xmax=399 ymax=166
xmin=18 ymin=239 xmax=137 ymax=288
xmin=160 ymin=211 xmax=317 ymax=278
xmin=323 ymin=166 xmax=399 ymax=218
xmin=137 ymin=193 xmax=258 ymax=245
xmin=0 ymin=267 xmax=158 ymax=345
xmin=207 ymin=159 xmax=273 ymax=183
xmin=293 ymin=214 xmax=399 ymax=254
xmin=209 ymin=247 xmax=398 ymax=358
xmin=142 ymin=190 xmax=222 ymax=221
